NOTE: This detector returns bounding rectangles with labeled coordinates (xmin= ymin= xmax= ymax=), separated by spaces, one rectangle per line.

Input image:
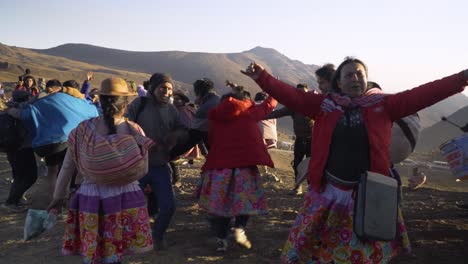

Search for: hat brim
xmin=98 ymin=91 xmax=137 ymax=96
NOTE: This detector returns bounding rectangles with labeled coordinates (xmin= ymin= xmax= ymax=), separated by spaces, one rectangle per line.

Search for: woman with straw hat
xmin=48 ymin=77 xmax=154 ymax=264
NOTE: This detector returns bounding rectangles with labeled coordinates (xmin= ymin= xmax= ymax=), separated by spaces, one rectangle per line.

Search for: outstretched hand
xmin=240 ymin=62 xmax=265 ymax=81
xmin=225 ymin=80 xmax=237 ymax=88
xmin=86 ymin=71 xmax=94 ymax=81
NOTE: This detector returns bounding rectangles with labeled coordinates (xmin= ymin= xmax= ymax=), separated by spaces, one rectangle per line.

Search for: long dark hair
xmin=330 ymin=57 xmax=368 ymax=93
xmin=193 ymin=78 xmax=214 ymax=98
xmin=99 ymin=95 xmax=129 ymax=135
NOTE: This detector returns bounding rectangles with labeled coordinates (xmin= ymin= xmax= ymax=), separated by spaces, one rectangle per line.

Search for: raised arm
xmin=80 ymin=71 xmax=94 ymax=96
xmin=249 ymin=96 xmax=278 ymax=121
xmin=385 ymin=70 xmax=468 ymax=121
xmin=241 ymin=63 xmax=324 ymax=118
xmin=264 ymin=106 xmax=292 ymax=119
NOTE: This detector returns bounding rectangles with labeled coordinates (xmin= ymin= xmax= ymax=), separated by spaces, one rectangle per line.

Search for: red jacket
xmin=256 ymin=71 xmax=467 ymax=192
xmin=202 ymin=96 xmax=277 ymax=171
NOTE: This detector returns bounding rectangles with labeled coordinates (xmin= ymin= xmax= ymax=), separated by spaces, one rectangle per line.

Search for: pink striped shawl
xmin=68 ymin=117 xmax=154 ymax=185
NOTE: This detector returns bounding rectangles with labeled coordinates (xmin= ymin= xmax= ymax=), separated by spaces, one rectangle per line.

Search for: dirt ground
xmin=0 ymin=150 xmax=467 ymax=264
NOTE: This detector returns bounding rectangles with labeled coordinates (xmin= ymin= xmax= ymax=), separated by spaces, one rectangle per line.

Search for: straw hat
xmin=99 ymin=77 xmax=136 ymax=96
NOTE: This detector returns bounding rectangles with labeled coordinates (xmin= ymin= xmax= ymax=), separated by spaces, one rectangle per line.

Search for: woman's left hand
xmin=47 ymin=198 xmax=63 ymax=212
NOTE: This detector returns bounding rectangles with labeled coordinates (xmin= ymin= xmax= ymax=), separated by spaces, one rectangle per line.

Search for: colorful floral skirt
xmin=63 ymin=182 xmax=153 ymax=264
xmin=197 ymin=167 xmax=267 ymax=217
xmin=282 ymin=183 xmax=411 ymax=264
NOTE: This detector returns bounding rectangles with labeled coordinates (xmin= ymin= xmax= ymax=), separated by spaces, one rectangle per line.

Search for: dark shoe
xmin=456 ymin=203 xmax=468 ymax=210
xmin=215 ymin=238 xmax=228 ymax=253
xmin=288 ymin=185 xmax=303 ymax=196
xmin=265 ymin=173 xmax=282 ymax=183
xmin=153 ymin=238 xmax=168 ymax=251
xmin=1 ymin=203 xmax=27 ymax=213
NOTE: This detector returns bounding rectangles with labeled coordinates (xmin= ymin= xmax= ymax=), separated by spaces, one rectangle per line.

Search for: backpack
xmin=69 ymin=118 xmax=154 ymax=185
xmin=390 ymin=114 xmax=421 ymax=164
xmin=0 ymin=113 xmax=26 ymax=152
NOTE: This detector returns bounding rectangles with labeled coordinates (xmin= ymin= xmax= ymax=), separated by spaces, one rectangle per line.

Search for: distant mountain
xmin=1 ymin=42 xmax=467 ymax=134
xmin=0 ymin=43 xmax=151 ymax=88
xmin=416 ymin=105 xmax=468 ymax=152
xmin=34 ymin=44 xmax=320 ymax=95
xmin=418 ymin=94 xmax=468 ymax=128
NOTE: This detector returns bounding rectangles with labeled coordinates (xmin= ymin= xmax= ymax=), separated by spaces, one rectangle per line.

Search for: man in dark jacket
xmin=170 ymin=78 xmax=219 ymax=158
xmin=265 ymin=83 xmax=313 ymax=195
xmin=126 ymin=73 xmax=186 ymax=249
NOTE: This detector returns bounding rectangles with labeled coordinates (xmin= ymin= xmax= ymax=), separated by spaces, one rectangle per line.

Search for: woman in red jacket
xmin=198 ymin=88 xmax=277 ymax=253
xmin=242 ymin=58 xmax=468 ymax=264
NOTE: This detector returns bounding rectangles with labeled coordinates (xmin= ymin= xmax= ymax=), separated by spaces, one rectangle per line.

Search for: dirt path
xmin=0 ymin=151 xmax=467 ymax=263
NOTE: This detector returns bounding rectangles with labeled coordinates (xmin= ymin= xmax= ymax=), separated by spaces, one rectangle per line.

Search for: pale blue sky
xmin=1 ymin=0 xmax=467 ymax=93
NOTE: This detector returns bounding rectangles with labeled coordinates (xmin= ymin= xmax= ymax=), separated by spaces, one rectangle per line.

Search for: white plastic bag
xmin=23 ymin=209 xmax=58 ymax=240
xmin=23 ymin=209 xmax=47 ymax=240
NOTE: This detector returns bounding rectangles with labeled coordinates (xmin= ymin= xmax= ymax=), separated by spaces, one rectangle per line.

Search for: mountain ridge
xmin=1 ymin=42 xmax=467 ymax=132
xmin=33 ymin=43 xmax=320 ymax=95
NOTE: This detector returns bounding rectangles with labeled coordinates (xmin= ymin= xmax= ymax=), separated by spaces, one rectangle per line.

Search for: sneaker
xmin=272 ymin=175 xmax=282 ymax=183
xmin=1 ymin=203 xmax=27 ymax=213
xmin=233 ymin=228 xmax=252 ymax=249
xmin=216 ymin=238 xmax=228 ymax=253
xmin=265 ymin=173 xmax=282 ymax=183
xmin=456 ymin=202 xmax=468 ymax=210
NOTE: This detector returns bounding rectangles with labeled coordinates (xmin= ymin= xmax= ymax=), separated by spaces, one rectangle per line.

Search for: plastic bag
xmin=43 ymin=209 xmax=58 ymax=230
xmin=23 ymin=209 xmax=47 ymax=240
xmin=23 ymin=209 xmax=58 ymax=240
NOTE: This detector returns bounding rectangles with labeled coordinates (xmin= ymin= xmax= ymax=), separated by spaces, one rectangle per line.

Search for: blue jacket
xmin=20 ymin=92 xmax=99 ymax=148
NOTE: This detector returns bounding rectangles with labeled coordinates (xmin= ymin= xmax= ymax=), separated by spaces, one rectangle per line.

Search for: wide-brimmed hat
xmin=99 ymin=77 xmax=136 ymax=96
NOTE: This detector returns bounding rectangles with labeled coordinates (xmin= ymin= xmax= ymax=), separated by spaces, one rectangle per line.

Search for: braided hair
xmin=99 ymin=95 xmax=129 ymax=135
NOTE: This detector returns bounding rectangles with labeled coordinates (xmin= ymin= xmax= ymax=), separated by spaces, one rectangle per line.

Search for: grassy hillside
xmin=0 ymin=43 xmax=152 ymax=91
xmin=34 ymin=44 xmax=319 ymax=96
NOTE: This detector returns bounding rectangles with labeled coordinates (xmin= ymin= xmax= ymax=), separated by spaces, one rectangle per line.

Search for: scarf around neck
xmin=328 ymin=87 xmax=384 ymax=109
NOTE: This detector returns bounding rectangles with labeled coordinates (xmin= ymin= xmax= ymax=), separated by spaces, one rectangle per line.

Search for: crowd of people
xmin=0 ymin=61 xmax=467 ymax=263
